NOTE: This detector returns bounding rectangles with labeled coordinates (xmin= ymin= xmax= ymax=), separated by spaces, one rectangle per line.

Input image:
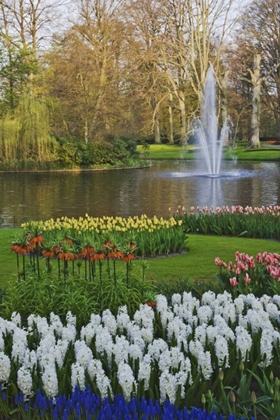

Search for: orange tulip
xmin=91 ymin=252 xmax=105 ymax=261
xmin=42 ymin=249 xmax=55 ymax=258
xmin=57 ymin=251 xmax=77 ymax=261
xmin=146 ymin=301 xmax=157 ymax=310
xmin=80 ymin=246 xmax=95 ymax=259
xmin=122 ymin=253 xmax=135 ymax=262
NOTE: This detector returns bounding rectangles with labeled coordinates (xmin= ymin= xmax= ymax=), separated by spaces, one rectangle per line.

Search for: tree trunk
xmin=220 ymin=70 xmax=229 ymax=146
xmin=178 ymin=90 xmax=186 ymax=145
xmin=249 ymin=54 xmax=262 ymax=148
xmin=168 ymin=92 xmax=174 ymax=144
xmin=154 ymin=110 xmax=161 ymax=144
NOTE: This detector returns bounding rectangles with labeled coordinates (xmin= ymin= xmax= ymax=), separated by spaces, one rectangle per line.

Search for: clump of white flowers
xmin=0 ymin=291 xmax=279 ymax=402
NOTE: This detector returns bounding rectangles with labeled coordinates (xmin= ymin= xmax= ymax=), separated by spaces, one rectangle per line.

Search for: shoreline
xmin=0 ymin=163 xmax=151 ymax=173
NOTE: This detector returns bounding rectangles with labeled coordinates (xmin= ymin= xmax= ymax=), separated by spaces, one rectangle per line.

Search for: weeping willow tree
xmin=0 ymin=95 xmax=56 ymax=169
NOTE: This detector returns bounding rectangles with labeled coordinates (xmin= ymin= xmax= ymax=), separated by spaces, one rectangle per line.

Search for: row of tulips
xmin=215 ymin=251 xmax=280 ymax=297
xmin=1 ymin=291 xmax=280 ymax=418
xmin=10 ymin=215 xmax=187 ymax=280
xmin=172 ymin=205 xmax=280 ymax=239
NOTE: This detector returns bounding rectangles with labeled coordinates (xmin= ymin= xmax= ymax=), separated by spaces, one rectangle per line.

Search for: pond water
xmin=1 ymin=160 xmax=280 ymax=227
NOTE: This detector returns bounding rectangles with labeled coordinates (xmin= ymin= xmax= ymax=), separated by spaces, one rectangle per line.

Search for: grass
xmin=144 ymin=234 xmax=280 ymax=284
xmin=1 ymin=228 xmax=279 ymax=291
xmin=137 ymin=143 xmax=280 ymax=160
xmin=0 ymin=228 xmax=21 ymax=287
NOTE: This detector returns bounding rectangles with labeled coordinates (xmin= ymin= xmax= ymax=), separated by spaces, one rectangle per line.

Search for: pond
xmin=1 ymin=160 xmax=280 ymax=227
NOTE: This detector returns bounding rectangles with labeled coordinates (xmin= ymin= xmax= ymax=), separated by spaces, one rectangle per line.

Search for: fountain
xmin=194 ymin=64 xmax=229 ymax=177
xmin=165 ymin=64 xmax=256 ymax=188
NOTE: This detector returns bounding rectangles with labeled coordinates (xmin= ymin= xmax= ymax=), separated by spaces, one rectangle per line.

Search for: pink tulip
xmin=228 ymin=261 xmax=234 ymax=271
xmin=244 ymin=273 xmax=251 ymax=284
xmin=230 ymin=277 xmax=238 ymax=287
xmin=215 ymin=257 xmax=224 ymax=266
xmin=235 ymin=251 xmax=241 ymax=260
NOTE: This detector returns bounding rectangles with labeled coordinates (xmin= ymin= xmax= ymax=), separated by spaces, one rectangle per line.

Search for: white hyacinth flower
xmin=197 ymin=305 xmax=213 ymax=324
xmin=128 ymin=344 xmax=143 ymax=363
xmin=12 ymin=327 xmax=28 ymax=364
xmin=213 ymin=315 xmax=235 ymax=341
xmin=260 ymin=328 xmax=274 ymax=367
xmin=272 ymin=295 xmax=280 ymax=308
xmin=215 ymin=336 xmax=229 ymax=368
xmin=71 ymin=362 xmax=86 ymax=391
xmin=201 ymin=291 xmax=216 ymax=306
xmin=117 ymin=362 xmax=136 ymax=401
xmin=134 ymin=304 xmax=154 ymax=329
xmin=148 ymin=338 xmax=168 ymax=361
xmin=182 ymin=292 xmax=200 ymax=313
xmin=156 ymin=295 xmax=168 ymax=313
xmin=62 ymin=324 xmax=76 ymax=343
xmin=113 ymin=335 xmax=129 ymax=365
xmin=66 ymin=311 xmax=76 ymax=326
xmin=171 ymin=293 xmax=182 ymax=306
xmin=138 ymin=354 xmax=151 ymax=390
xmin=0 ymin=334 xmax=4 ymax=352
xmin=42 ymin=366 xmax=58 ymax=398
xmin=96 ymin=371 xmax=113 ymax=399
xmin=234 ymin=296 xmax=245 ymax=315
xmin=102 ymin=309 xmax=117 ymax=335
xmin=235 ymin=325 xmax=252 ymax=361
xmin=206 ymin=325 xmax=219 ymax=345
xmin=50 ymin=313 xmax=64 ymax=336
xmin=22 ymin=349 xmax=37 ymax=370
xmin=159 ymin=370 xmax=177 ymax=404
xmin=167 ymin=317 xmax=188 ymax=343
xmin=158 ymin=349 xmax=171 ymax=372
xmin=17 ymin=367 xmax=33 ymax=398
xmin=222 ymin=303 xmax=236 ymax=324
xmin=117 ymin=306 xmax=130 ymax=333
xmin=265 ymin=302 xmax=280 ymax=322
xmin=95 ymin=325 xmax=113 ymax=355
xmin=81 ymin=323 xmax=96 ymax=345
xmin=87 ymin=359 xmax=103 ymax=381
xmin=0 ymin=352 xmax=11 ymax=383
xmin=198 ymin=350 xmax=213 ymax=380
xmin=194 ymin=324 xmax=207 ymax=347
xmin=11 ymin=312 xmax=21 ymax=327
xmin=141 ymin=327 xmax=153 ymax=344
xmin=74 ymin=340 xmax=93 ymax=369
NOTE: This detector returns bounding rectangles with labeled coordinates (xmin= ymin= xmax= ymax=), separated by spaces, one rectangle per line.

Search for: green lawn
xmin=143 ymin=234 xmax=280 ymax=284
xmin=138 ymin=143 xmax=280 ymax=161
xmin=1 ymin=228 xmax=279 ymax=291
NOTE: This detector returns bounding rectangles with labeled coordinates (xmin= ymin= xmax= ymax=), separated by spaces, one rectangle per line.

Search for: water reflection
xmin=0 ymin=160 xmax=280 ymax=227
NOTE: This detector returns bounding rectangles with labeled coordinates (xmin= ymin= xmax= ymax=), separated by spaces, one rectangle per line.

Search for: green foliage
xmin=48 ymin=135 xmax=140 ymax=169
xmin=0 ymin=42 xmax=38 ymax=112
xmin=0 ymin=95 xmax=55 ymax=169
xmin=175 ymin=206 xmax=280 ymax=240
xmin=140 ymin=141 xmax=150 ymax=157
xmin=0 ymin=258 xmax=155 ymax=322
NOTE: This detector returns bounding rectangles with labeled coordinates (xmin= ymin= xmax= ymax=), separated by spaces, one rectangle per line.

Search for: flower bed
xmin=10 ymin=215 xmax=187 ymax=284
xmin=1 ymin=291 xmax=280 ymax=419
xmin=215 ymin=251 xmax=280 ymax=297
xmin=172 ymin=205 xmax=280 ymax=239
xmin=18 ymin=214 xmax=186 ymax=258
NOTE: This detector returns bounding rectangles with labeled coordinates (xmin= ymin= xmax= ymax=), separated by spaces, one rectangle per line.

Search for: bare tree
xmin=238 ymin=0 xmax=280 ymax=135
xmin=0 ymin=0 xmax=68 ymax=54
xmin=249 ymin=54 xmax=262 ymax=148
